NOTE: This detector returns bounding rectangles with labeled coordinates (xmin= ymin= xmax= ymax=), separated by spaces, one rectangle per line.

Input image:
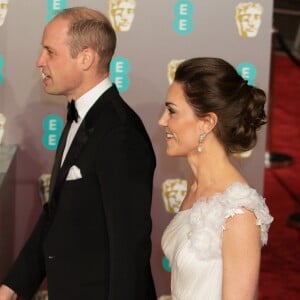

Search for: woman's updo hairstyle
xmin=174 ymin=57 xmax=267 ymax=154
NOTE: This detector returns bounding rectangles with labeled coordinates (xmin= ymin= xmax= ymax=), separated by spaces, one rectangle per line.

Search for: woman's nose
xmin=158 ymin=110 xmax=168 ymax=127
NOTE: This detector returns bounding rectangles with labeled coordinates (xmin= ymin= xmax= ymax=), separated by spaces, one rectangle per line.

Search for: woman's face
xmin=158 ymin=82 xmax=201 ymax=157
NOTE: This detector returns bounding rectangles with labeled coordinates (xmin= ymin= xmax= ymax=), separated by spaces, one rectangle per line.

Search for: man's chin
xmin=43 ymin=88 xmax=61 ymax=96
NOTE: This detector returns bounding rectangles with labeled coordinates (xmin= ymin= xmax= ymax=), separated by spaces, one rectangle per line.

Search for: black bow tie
xmin=67 ymin=100 xmax=79 ymax=123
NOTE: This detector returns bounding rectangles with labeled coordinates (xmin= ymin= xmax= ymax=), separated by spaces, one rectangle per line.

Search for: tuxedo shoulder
xmin=111 ymin=95 xmax=142 ymax=124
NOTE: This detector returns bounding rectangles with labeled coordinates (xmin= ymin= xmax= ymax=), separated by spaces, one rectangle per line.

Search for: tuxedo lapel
xmin=58 ymin=119 xmax=94 ymax=182
xmin=48 ymin=120 xmax=71 ymax=202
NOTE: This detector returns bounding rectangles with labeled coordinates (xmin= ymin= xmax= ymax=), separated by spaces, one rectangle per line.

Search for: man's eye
xmin=167 ymin=107 xmax=175 ymax=114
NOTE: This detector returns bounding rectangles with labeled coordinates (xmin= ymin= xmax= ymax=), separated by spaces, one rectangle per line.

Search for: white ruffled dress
xmin=161 ymin=182 xmax=273 ymax=300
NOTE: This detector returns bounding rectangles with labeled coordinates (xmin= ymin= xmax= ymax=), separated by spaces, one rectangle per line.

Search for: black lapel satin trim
xmin=48 ymin=120 xmax=71 ymax=202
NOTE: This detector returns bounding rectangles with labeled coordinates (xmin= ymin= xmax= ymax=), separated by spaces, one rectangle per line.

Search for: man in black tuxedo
xmin=0 ymin=7 xmax=156 ymax=300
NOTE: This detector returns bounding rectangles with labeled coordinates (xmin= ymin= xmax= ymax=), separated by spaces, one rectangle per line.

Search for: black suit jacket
xmin=3 ymin=85 xmax=157 ymax=300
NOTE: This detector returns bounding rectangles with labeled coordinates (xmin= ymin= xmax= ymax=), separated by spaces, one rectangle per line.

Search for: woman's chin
xmin=166 ymin=149 xmax=182 ymax=157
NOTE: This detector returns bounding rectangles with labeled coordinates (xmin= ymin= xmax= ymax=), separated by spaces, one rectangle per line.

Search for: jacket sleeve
xmin=2 ymin=208 xmax=48 ymax=299
xmin=97 ymin=125 xmax=156 ymax=300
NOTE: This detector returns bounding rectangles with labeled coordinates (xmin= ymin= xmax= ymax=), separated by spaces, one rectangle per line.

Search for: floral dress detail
xmin=161 ymin=182 xmax=273 ymax=300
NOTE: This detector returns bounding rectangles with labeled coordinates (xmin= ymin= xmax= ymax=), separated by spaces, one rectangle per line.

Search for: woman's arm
xmin=222 ymin=209 xmax=261 ymax=300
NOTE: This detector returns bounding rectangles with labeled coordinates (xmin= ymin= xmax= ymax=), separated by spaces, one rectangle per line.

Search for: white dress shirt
xmin=61 ymin=78 xmax=112 ymax=165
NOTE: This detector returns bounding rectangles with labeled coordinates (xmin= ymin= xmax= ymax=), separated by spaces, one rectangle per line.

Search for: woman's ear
xmin=198 ymin=112 xmax=218 ymax=133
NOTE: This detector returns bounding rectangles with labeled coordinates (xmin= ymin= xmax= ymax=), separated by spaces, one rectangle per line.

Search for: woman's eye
xmin=167 ymin=107 xmax=175 ymax=114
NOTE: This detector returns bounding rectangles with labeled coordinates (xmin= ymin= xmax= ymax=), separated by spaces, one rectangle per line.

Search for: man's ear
xmin=198 ymin=112 xmax=218 ymax=133
xmin=79 ymin=48 xmax=96 ymax=70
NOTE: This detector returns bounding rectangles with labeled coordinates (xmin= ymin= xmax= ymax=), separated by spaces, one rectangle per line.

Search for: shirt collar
xmin=75 ymin=77 xmax=112 ymax=121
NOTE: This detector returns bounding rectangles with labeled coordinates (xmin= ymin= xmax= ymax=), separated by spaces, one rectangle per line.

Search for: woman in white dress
xmin=158 ymin=57 xmax=273 ymax=300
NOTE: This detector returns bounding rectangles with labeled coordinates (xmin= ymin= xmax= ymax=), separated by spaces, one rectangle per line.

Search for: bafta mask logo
xmin=0 ymin=113 xmax=6 ymax=144
xmin=109 ymin=0 xmax=136 ymax=32
xmin=235 ymin=2 xmax=263 ymax=38
xmin=162 ymin=178 xmax=187 ymax=213
xmin=0 ymin=0 xmax=9 ymax=26
xmin=167 ymin=59 xmax=185 ymax=84
xmin=38 ymin=174 xmax=51 ymax=205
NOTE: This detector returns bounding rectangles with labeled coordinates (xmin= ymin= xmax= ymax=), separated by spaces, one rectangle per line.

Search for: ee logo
xmin=162 ymin=256 xmax=171 ymax=273
xmin=42 ymin=114 xmax=63 ymax=150
xmin=46 ymin=0 xmax=68 ymax=22
xmin=236 ymin=62 xmax=257 ymax=86
xmin=0 ymin=55 xmax=4 ymax=85
xmin=173 ymin=0 xmax=194 ymax=35
xmin=109 ymin=56 xmax=130 ymax=93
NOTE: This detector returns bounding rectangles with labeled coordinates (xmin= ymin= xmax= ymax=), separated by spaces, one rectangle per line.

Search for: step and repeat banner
xmin=0 ymin=0 xmax=273 ymax=297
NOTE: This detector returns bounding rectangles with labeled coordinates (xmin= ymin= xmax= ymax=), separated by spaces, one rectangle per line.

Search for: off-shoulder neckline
xmin=177 ymin=182 xmax=250 ymax=214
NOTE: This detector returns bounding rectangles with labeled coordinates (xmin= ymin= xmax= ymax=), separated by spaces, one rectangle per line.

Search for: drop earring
xmin=197 ymin=132 xmax=206 ymax=153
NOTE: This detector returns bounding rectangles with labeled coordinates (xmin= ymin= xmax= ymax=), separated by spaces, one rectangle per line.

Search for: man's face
xmin=0 ymin=0 xmax=9 ymax=26
xmin=109 ymin=0 xmax=136 ymax=32
xmin=36 ymin=17 xmax=83 ymax=100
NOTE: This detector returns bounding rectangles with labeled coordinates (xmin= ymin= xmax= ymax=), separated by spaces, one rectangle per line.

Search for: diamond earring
xmin=197 ymin=132 xmax=206 ymax=153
